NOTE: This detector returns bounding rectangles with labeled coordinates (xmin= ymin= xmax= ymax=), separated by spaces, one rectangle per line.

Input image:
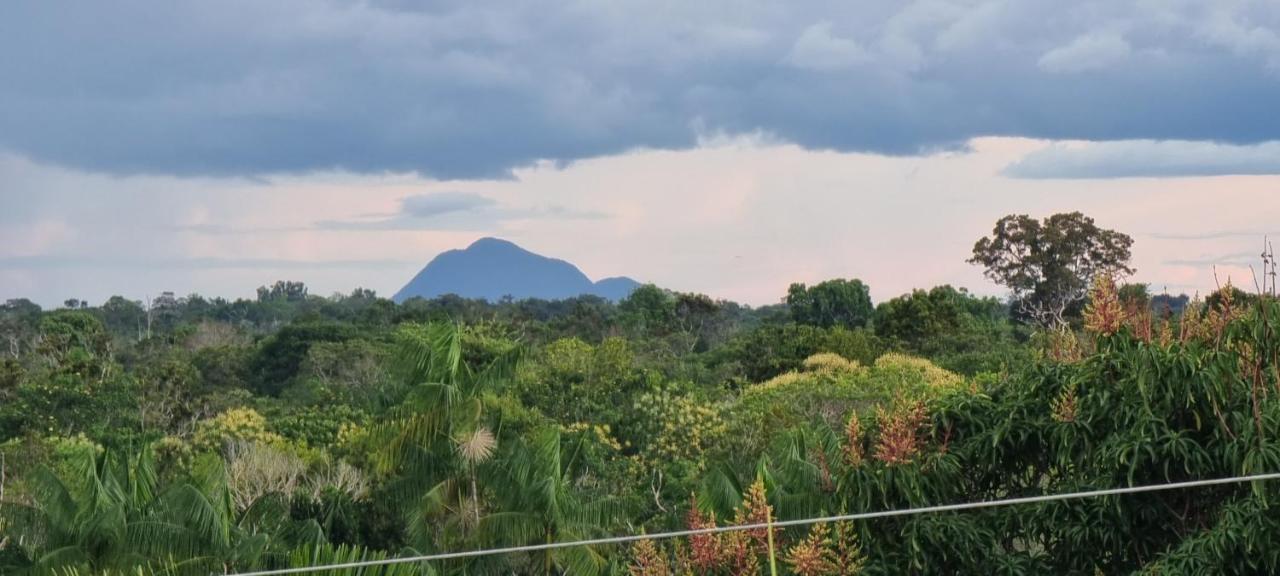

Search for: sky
xmin=2 ymin=0 xmax=1279 ymax=307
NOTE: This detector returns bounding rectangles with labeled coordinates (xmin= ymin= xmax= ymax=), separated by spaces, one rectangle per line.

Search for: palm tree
xmin=0 ymin=446 xmax=326 ymax=575
xmin=0 ymin=447 xmax=226 ymax=574
xmin=477 ymin=429 xmax=620 ymax=576
xmin=375 ymin=324 xmax=622 ymax=574
xmin=373 ymin=322 xmax=519 ymax=556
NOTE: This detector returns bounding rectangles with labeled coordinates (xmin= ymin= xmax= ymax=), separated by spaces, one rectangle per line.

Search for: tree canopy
xmin=5 ymin=225 xmax=1276 ymax=575
xmin=786 ymin=279 xmax=874 ymax=329
xmin=969 ymin=212 xmax=1133 ymax=327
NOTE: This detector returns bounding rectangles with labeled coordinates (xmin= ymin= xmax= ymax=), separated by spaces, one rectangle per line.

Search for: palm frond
xmin=476 ymin=511 xmax=543 ymax=547
xmin=554 ymin=542 xmax=609 ymax=576
xmin=30 ymin=467 xmax=80 ymax=536
xmin=283 ymin=543 xmax=429 ymax=576
xmin=456 ymin=427 xmax=497 ymax=466
xmin=35 ymin=544 xmax=90 ymax=572
xmin=1 ymin=499 xmax=51 ymax=552
xmin=161 ymin=485 xmax=231 ymax=551
xmin=699 ymin=462 xmax=745 ymax=517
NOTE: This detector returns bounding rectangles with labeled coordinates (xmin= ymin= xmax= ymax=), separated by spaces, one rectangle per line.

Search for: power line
xmin=228 ymin=471 xmax=1280 ymax=576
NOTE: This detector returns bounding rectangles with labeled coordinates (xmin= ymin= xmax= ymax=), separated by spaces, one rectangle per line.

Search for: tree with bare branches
xmin=969 ymin=212 xmax=1133 ymax=328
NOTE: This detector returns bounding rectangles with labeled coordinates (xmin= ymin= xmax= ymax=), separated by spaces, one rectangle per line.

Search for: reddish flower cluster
xmin=785 ymin=522 xmax=867 ymax=575
xmin=844 ymin=413 xmax=864 ymax=467
xmin=1123 ymin=298 xmax=1154 ymax=342
xmin=1051 ymin=382 xmax=1079 ymax=423
xmin=1206 ymin=283 xmax=1247 ymax=341
xmin=628 ymin=538 xmax=670 ymax=576
xmin=682 ymin=482 xmax=778 ymax=575
xmin=723 ymin=531 xmax=761 ymax=576
xmin=830 ymin=522 xmax=868 ymax=575
xmin=811 ymin=443 xmax=835 ymax=493
xmin=786 ymin=523 xmax=836 ymax=576
xmin=1084 ymin=274 xmax=1124 ymax=336
xmin=873 ymin=401 xmax=929 ymax=466
xmin=1179 ymin=301 xmax=1208 ymax=342
xmin=1158 ymin=320 xmax=1175 ymax=347
xmin=733 ymin=480 xmax=774 ymax=552
xmin=686 ymin=496 xmax=723 ymax=572
xmin=1044 ymin=327 xmax=1084 ymax=363
xmin=1179 ymin=282 xmax=1248 ymax=345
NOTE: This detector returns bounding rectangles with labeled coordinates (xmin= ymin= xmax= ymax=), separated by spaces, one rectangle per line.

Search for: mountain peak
xmin=394 ymin=239 xmax=640 ymax=303
xmin=466 ymin=237 xmax=520 ymax=251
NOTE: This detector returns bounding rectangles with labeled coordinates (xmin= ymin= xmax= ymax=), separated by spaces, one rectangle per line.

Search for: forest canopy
xmin=2 ymin=215 xmax=1279 ymax=575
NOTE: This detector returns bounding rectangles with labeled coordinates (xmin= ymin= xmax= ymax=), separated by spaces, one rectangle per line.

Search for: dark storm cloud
xmin=2 ymin=0 xmax=1280 ymax=178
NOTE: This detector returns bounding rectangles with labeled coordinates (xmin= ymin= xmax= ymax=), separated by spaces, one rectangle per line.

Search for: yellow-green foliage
xmin=523 ymin=336 xmax=633 ymax=387
xmin=193 ymin=407 xmax=287 ymax=453
xmin=48 ymin=434 xmax=105 ymax=484
xmin=563 ymin=422 xmax=623 ymax=451
xmin=49 ymin=433 xmax=102 ymax=460
xmin=152 ymin=435 xmax=194 ymax=477
xmin=871 ymin=352 xmax=970 ymax=397
xmin=542 ymin=337 xmax=595 ymax=376
xmin=0 ymin=434 xmax=102 ymax=503
xmin=594 ymin=337 xmax=633 ymax=379
xmin=726 ymin=352 xmax=969 ymax=457
xmin=802 ymin=352 xmax=863 ymax=373
xmin=335 ymin=422 xmax=368 ymax=453
xmin=515 ymin=336 xmax=636 ymax=422
xmin=331 ymin=421 xmax=378 ymax=471
xmin=633 ymin=388 xmax=727 ymax=466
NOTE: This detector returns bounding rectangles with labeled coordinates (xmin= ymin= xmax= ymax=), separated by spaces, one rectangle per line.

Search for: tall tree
xmin=0 ymin=299 xmax=42 ymax=359
xmin=968 ymin=212 xmax=1133 ymax=327
xmin=619 ymin=284 xmax=676 ymax=335
xmin=786 ymin=279 xmax=874 ymax=329
xmin=100 ymin=296 xmax=147 ymax=341
xmin=257 ymin=281 xmax=309 ymax=303
xmin=478 ymin=429 xmax=618 ymax=576
xmin=374 ymin=322 xmax=519 ymax=554
xmin=250 ymin=321 xmax=355 ymax=396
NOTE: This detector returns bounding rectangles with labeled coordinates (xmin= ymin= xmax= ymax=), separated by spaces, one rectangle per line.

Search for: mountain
xmin=393 ymin=237 xmax=641 ymax=303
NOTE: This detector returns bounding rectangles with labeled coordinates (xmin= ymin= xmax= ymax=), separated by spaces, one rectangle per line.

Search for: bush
xmin=724 ymin=353 xmax=967 ymax=458
xmin=720 ymin=324 xmax=884 ymax=383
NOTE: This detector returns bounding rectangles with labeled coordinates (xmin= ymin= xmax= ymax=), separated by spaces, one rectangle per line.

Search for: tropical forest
xmin=2 ymin=212 xmax=1279 ymax=575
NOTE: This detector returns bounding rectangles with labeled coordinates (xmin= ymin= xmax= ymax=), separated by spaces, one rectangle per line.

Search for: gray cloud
xmin=1149 ymin=229 xmax=1279 ymax=241
xmin=1004 ymin=140 xmax=1280 ymax=179
xmin=1038 ymin=32 xmax=1131 ymax=73
xmin=3 ymin=1 xmax=1280 ymax=178
xmin=156 ymin=223 xmax=311 ymax=234
xmin=401 ymin=192 xmax=496 ymax=218
xmin=314 ymin=192 xmax=609 ymax=231
xmin=786 ymin=22 xmax=870 ymax=71
xmin=1163 ymin=251 xmax=1271 ymax=268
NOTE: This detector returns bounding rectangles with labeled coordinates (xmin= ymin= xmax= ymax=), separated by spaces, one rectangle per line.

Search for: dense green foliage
xmin=874 ymin=285 xmax=1028 ymax=375
xmin=786 ymin=280 xmax=874 ymax=330
xmin=2 ymin=248 xmax=1277 ymax=575
xmin=969 ymin=212 xmax=1134 ymax=327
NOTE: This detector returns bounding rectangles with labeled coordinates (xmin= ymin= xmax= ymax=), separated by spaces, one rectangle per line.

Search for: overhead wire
xmin=227 ymin=471 xmax=1280 ymax=575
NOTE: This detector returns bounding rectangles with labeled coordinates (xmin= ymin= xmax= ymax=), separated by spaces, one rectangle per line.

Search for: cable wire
xmin=228 ymin=471 xmax=1280 ymax=575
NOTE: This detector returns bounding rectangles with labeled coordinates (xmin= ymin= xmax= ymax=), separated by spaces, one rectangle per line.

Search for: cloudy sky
xmin=2 ymin=0 xmax=1279 ymax=307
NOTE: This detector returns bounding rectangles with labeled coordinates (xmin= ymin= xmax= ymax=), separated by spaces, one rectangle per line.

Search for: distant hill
xmin=393 ymin=237 xmax=641 ymax=303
